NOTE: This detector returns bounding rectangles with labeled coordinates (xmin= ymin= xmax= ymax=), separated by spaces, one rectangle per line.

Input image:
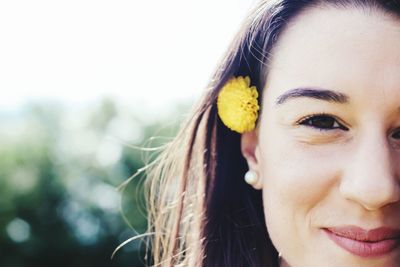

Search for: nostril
xmin=337 ymin=131 xmax=400 ymax=210
xmin=339 ymin=171 xmax=400 ymax=211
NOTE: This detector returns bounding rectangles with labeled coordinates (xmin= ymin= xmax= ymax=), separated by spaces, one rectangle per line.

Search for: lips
xmin=323 ymin=226 xmax=400 ymax=257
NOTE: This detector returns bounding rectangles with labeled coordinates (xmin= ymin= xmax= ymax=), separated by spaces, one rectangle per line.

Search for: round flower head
xmin=217 ymin=76 xmax=260 ymax=133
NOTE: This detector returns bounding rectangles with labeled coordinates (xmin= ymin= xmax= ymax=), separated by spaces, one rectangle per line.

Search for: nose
xmin=339 ymin=129 xmax=400 ymax=211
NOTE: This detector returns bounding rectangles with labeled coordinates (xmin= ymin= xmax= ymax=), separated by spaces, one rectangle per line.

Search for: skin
xmin=241 ymin=5 xmax=400 ymax=267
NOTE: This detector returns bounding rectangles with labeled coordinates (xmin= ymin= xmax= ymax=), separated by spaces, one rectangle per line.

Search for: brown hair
xmin=135 ymin=0 xmax=400 ymax=266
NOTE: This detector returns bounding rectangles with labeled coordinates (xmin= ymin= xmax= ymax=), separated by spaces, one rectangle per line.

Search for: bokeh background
xmin=0 ymin=0 xmax=256 ymax=266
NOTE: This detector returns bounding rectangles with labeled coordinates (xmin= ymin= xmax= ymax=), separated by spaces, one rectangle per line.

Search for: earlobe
xmin=241 ymin=130 xmax=263 ymax=190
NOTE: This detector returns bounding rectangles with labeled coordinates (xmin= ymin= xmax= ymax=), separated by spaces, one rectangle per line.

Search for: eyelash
xmin=297 ymin=112 xmax=348 ymax=132
xmin=296 ymin=113 xmax=400 ymax=141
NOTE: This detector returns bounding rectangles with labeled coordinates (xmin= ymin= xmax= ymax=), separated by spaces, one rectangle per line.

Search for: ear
xmin=241 ymin=129 xmax=263 ymax=190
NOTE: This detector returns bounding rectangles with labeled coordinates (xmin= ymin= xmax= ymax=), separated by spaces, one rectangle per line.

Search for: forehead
xmin=263 ymin=6 xmax=400 ymax=108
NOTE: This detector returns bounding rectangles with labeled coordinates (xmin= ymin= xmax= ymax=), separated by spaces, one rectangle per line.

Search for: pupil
xmin=312 ymin=116 xmax=333 ymax=128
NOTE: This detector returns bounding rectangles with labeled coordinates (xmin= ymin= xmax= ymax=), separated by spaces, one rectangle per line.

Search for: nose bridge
xmin=339 ymin=127 xmax=400 ymax=210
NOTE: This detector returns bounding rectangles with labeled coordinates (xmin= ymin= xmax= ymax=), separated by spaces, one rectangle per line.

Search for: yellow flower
xmin=217 ymin=76 xmax=259 ymax=133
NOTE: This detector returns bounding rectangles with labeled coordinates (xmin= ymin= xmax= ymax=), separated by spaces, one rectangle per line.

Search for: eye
xmin=392 ymin=130 xmax=400 ymax=140
xmin=297 ymin=113 xmax=348 ymax=131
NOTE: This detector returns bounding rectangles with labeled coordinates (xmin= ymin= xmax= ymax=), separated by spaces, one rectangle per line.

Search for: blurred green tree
xmin=0 ymin=98 xmax=189 ymax=267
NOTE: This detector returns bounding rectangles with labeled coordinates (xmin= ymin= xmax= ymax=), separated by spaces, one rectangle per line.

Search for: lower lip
xmin=323 ymin=229 xmax=400 ymax=258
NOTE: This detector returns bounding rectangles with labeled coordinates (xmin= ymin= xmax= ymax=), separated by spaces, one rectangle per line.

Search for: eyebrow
xmin=275 ymin=88 xmax=350 ymax=106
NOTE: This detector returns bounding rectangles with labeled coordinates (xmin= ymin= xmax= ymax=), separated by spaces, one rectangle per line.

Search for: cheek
xmin=260 ymin=133 xmax=341 ymax=209
xmin=258 ymin=129 xmax=343 ymax=258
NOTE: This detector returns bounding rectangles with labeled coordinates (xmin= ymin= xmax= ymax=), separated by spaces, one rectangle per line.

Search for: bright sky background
xmin=0 ymin=0 xmax=257 ymax=113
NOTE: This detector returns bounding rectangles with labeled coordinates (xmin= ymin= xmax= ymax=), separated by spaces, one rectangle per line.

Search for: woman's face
xmin=241 ymin=6 xmax=400 ymax=267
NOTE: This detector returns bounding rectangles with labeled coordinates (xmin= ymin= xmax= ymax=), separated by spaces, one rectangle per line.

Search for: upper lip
xmin=325 ymin=226 xmax=400 ymax=242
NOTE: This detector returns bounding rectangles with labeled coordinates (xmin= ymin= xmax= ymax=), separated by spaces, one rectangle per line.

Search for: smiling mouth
xmin=322 ymin=226 xmax=400 ymax=258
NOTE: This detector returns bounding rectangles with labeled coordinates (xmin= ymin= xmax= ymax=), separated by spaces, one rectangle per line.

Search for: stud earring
xmin=244 ymin=170 xmax=259 ymax=186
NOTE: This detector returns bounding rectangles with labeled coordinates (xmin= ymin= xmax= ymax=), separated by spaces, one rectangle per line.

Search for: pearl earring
xmin=244 ymin=170 xmax=259 ymax=185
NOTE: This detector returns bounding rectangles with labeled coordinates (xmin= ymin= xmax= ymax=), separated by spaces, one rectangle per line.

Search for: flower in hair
xmin=217 ymin=76 xmax=259 ymax=133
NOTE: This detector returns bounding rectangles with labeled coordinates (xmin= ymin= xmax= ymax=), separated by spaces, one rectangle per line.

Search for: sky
xmin=0 ymin=0 xmax=257 ymax=114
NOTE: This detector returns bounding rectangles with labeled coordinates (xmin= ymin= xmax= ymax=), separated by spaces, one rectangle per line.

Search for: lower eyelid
xmin=306 ymin=125 xmax=340 ymax=132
